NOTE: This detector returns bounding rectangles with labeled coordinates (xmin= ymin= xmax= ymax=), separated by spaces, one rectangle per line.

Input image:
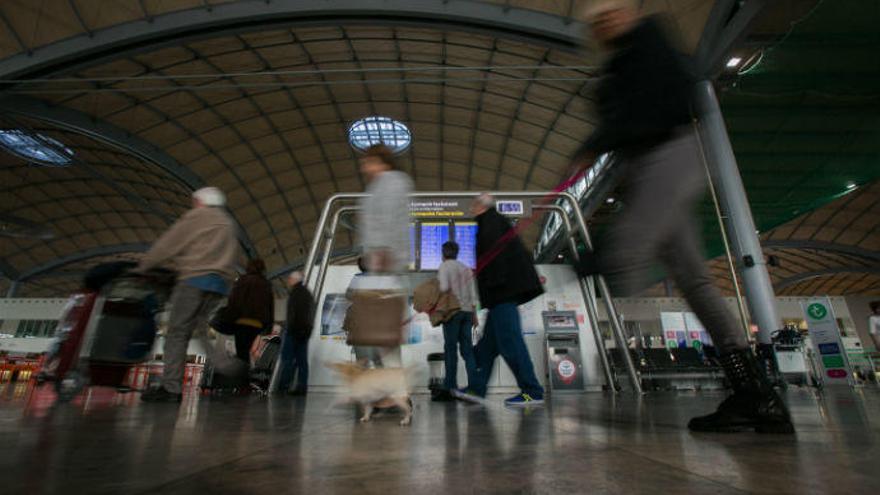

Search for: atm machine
xmin=543 ymin=311 xmax=585 ymax=392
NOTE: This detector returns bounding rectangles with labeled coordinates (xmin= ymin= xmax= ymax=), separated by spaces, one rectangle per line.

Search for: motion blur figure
xmin=356 ymin=144 xmax=413 ymax=367
xmin=573 ymin=0 xmax=793 ymax=433
xmin=137 ymin=187 xmax=240 ymax=403
xmin=358 ymin=144 xmax=413 ymax=274
xmin=458 ymin=194 xmax=545 ymax=407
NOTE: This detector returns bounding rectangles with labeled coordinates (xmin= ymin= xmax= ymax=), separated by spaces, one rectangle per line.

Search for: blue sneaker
xmin=504 ymin=393 xmax=544 ymax=407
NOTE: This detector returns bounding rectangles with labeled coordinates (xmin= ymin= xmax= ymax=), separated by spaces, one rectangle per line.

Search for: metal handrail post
xmin=303 ymin=194 xmax=344 ymax=286
xmin=558 ymin=192 xmax=643 ymax=394
xmin=533 ymin=204 xmax=618 ymax=392
xmin=313 ymin=207 xmax=356 ymax=302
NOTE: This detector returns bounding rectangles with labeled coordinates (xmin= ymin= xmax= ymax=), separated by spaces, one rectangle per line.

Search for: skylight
xmin=348 ymin=116 xmax=411 ymax=154
xmin=0 ymin=129 xmax=74 ymax=166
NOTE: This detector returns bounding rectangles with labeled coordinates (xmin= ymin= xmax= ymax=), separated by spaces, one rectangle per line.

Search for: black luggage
xmin=250 ymin=335 xmax=281 ymax=392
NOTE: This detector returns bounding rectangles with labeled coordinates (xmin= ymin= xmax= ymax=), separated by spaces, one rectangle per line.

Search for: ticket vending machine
xmin=543 ymin=311 xmax=585 ymax=392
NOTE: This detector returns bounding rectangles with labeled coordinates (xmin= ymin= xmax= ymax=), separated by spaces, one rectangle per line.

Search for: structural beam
xmin=0 ymin=0 xmax=585 ymax=81
xmin=762 ymin=240 xmax=880 ymax=263
xmin=16 ymin=243 xmax=150 ymax=282
xmin=268 ymin=247 xmax=359 ymax=281
xmin=775 ymin=267 xmax=880 ymax=291
xmin=696 ymin=0 xmax=770 ymax=77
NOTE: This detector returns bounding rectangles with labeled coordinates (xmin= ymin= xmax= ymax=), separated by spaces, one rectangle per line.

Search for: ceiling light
xmin=846 ymin=182 xmax=857 ymax=190
xmin=726 ymin=56 xmax=742 ymax=68
xmin=348 ymin=116 xmax=411 ymax=154
xmin=0 ymin=129 xmax=74 ymax=167
xmin=605 ymin=197 xmax=615 ymax=204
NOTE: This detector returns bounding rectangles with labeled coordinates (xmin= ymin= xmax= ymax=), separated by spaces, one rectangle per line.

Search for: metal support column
xmin=694 ymin=80 xmax=781 ymax=344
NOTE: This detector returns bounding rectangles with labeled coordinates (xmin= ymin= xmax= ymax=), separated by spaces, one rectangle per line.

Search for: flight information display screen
xmin=454 ymin=222 xmax=477 ymax=269
xmin=419 ymin=222 xmax=450 ymax=270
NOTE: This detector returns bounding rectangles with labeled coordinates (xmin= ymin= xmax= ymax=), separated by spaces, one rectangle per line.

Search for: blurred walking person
xmin=277 ymin=271 xmax=315 ymax=395
xmin=572 ymin=0 xmax=793 ymax=433
xmin=138 ymin=187 xmax=240 ymax=402
xmin=353 ymin=144 xmax=414 ymax=367
xmin=456 ymin=194 xmax=545 ymax=407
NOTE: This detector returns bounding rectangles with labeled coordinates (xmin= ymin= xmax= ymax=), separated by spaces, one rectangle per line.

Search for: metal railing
xmin=268 ymin=191 xmax=643 ymax=394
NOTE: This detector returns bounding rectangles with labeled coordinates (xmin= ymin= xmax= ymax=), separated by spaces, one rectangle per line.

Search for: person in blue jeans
xmin=436 ymin=241 xmax=479 ymax=401
xmin=278 ymin=271 xmax=314 ymax=396
xmin=455 ymin=194 xmax=545 ymax=407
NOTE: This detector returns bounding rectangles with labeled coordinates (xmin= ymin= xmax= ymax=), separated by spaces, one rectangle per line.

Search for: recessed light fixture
xmin=348 ymin=116 xmax=411 ymax=154
xmin=846 ymin=182 xmax=857 ymax=190
xmin=726 ymin=56 xmax=743 ymax=68
xmin=605 ymin=197 xmax=616 ymax=204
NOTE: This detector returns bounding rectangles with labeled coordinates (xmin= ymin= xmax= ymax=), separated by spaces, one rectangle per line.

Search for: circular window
xmin=348 ymin=116 xmax=411 ymax=154
xmin=0 ymin=129 xmax=74 ymax=167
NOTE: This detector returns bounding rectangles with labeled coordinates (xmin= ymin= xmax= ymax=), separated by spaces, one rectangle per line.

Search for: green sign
xmin=807 ymin=303 xmax=827 ymax=320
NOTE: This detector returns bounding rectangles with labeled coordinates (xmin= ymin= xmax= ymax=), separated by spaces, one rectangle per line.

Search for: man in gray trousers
xmin=573 ymin=1 xmax=793 ymax=433
xmin=137 ymin=187 xmax=240 ymax=402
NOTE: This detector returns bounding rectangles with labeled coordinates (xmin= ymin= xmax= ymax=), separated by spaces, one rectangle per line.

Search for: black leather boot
xmin=688 ymin=348 xmax=795 ymax=434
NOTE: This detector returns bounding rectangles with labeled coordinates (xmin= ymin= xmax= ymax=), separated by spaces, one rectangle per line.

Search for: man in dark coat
xmin=455 ymin=193 xmax=545 ymax=407
xmin=278 ymin=271 xmax=315 ymax=395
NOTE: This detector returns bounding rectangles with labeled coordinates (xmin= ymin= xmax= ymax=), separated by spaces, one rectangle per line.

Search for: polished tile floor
xmin=1 ymin=383 xmax=878 ymax=494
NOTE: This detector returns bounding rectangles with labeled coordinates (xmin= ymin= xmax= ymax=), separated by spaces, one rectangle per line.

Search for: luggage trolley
xmin=543 ymin=311 xmax=585 ymax=393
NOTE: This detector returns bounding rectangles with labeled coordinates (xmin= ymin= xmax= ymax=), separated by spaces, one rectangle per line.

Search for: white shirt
xmin=437 ymin=259 xmax=477 ymax=312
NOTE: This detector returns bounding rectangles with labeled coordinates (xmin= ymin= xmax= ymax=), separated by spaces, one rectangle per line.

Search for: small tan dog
xmin=328 ymin=362 xmax=414 ymax=426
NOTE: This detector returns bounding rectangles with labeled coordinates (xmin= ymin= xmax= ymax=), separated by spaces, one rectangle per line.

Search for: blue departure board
xmin=454 ymin=222 xmax=477 ymax=269
xmin=420 ymin=223 xmax=450 ymax=270
xmin=409 ymin=224 xmax=417 ymax=270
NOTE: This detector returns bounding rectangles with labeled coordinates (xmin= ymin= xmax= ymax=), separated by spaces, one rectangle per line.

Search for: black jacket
xmin=226 ymin=273 xmax=274 ymax=329
xmin=575 ymin=17 xmax=695 ymax=158
xmin=286 ymin=282 xmax=315 ymax=341
xmin=475 ymin=208 xmax=544 ymax=309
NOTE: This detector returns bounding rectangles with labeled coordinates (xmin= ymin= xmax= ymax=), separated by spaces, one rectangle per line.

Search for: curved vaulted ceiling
xmin=0 ymin=0 xmax=877 ymax=299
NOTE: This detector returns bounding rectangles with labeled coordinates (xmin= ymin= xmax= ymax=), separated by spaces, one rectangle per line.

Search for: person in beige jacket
xmin=138 ymin=186 xmax=241 ymax=402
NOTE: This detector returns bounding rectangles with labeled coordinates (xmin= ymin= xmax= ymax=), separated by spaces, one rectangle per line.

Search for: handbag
xmin=345 ymin=274 xmax=407 ymax=347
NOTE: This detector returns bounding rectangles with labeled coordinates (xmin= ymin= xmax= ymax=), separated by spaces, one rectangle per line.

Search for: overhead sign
xmin=802 ymin=298 xmax=852 ymax=386
xmin=408 ymin=198 xmax=531 ymax=218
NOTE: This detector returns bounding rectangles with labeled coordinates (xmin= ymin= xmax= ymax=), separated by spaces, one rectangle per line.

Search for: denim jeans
xmin=471 ymin=303 xmax=543 ymax=398
xmin=278 ymin=333 xmax=309 ymax=392
xmin=442 ymin=311 xmax=477 ymax=390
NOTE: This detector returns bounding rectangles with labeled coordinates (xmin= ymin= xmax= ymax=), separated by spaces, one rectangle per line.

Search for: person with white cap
xmin=137 ymin=186 xmax=241 ymax=402
xmin=572 ymin=1 xmax=793 ymax=433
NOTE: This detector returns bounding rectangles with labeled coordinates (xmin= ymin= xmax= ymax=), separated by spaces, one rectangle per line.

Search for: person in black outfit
xmin=456 ymin=193 xmax=545 ymax=407
xmin=573 ymin=0 xmax=793 ymax=433
xmin=224 ymin=258 xmax=274 ymax=364
xmin=278 ymin=271 xmax=315 ymax=395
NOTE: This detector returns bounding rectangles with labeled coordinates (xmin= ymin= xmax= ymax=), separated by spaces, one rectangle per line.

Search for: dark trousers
xmin=233 ymin=325 xmax=261 ymax=364
xmin=278 ymin=333 xmax=309 ymax=392
xmin=598 ymin=128 xmax=747 ymax=353
xmin=472 ymin=303 xmax=543 ymax=398
xmin=442 ymin=311 xmax=478 ymax=390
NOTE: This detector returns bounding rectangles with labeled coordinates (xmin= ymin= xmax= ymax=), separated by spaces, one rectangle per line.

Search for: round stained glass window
xmin=348 ymin=116 xmax=411 ymax=154
xmin=0 ymin=129 xmax=74 ymax=166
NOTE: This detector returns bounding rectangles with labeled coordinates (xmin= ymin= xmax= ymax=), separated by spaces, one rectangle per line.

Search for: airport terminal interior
xmin=0 ymin=1 xmax=878 ymax=493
